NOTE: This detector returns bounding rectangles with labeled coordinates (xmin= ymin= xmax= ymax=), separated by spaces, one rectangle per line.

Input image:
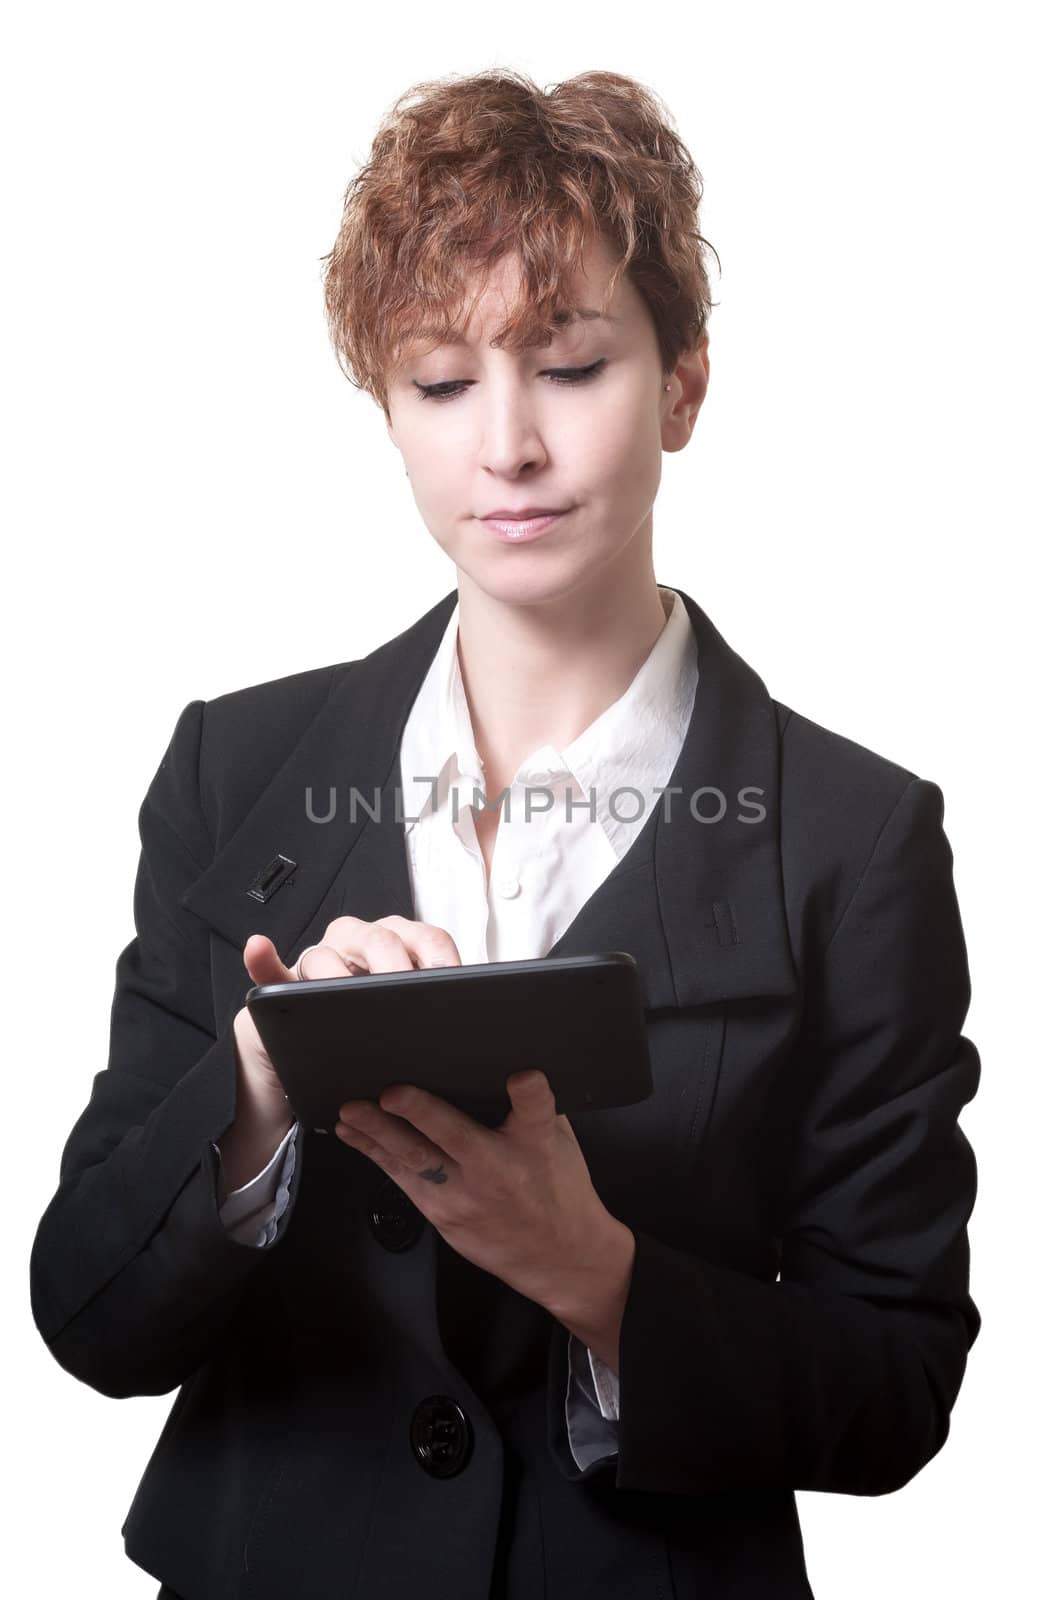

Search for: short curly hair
xmin=321 ymin=68 xmax=719 ymax=420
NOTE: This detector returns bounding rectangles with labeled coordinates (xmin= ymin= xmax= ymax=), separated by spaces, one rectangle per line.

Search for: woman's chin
xmin=455 ymin=556 xmax=596 ymax=610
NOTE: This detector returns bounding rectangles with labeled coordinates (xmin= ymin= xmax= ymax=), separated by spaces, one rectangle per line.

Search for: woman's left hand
xmin=335 ymin=1071 xmax=620 ymax=1312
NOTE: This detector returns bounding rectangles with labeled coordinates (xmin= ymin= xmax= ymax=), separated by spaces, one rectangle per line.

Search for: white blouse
xmin=212 ymin=584 xmax=699 ymax=1472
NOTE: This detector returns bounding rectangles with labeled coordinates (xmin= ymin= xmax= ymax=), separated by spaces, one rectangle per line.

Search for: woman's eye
xmin=413 ymin=359 xmax=607 ymax=404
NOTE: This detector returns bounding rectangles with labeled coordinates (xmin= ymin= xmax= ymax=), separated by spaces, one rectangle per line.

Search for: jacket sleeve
xmin=554 ymin=775 xmax=981 ymax=1495
xmin=28 ymin=699 xmax=306 ymax=1399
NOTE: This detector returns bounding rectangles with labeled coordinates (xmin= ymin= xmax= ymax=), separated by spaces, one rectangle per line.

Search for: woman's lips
xmin=479 ymin=511 xmax=568 ymax=542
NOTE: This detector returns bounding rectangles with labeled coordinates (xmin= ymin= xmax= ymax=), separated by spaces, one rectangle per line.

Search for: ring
xmin=293 ymin=943 xmax=323 ymax=981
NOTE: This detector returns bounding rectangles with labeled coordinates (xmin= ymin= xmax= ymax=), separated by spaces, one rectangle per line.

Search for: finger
xmin=375 ymin=1083 xmax=486 ymax=1165
xmin=319 ymin=915 xmax=462 ymax=975
xmin=502 ymin=1070 xmax=558 ymax=1132
xmin=336 ymin=1102 xmax=453 ymax=1177
xmin=376 ymin=916 xmax=463 ymax=970
xmin=315 ymin=917 xmax=414 ymax=975
xmin=298 ymin=942 xmax=361 ymax=980
xmin=243 ymin=934 xmax=300 ymax=986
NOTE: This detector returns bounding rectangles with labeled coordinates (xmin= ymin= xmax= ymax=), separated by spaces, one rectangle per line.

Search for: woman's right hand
xmin=233 ymin=915 xmax=463 ymax=1106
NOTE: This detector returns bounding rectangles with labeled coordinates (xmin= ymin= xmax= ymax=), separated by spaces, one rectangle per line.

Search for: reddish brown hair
xmin=321 ymin=68 xmax=720 ymax=419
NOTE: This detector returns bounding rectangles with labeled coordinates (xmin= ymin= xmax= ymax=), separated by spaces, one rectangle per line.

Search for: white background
xmin=5 ymin=2 xmax=1058 ymax=1594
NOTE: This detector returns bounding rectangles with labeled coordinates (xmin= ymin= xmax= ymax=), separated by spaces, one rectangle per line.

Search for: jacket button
xmin=368 ymin=1175 xmax=425 ymax=1252
xmin=410 ymin=1396 xmax=474 ymax=1478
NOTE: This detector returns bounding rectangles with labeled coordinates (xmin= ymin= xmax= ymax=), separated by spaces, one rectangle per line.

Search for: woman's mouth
xmin=479 ymin=511 xmax=569 ymax=542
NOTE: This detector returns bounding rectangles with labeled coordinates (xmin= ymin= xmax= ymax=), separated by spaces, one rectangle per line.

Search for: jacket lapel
xmin=180 ymin=586 xmax=797 ymax=1011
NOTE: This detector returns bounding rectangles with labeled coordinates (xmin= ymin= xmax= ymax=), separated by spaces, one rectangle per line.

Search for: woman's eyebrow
xmin=420 ymin=307 xmax=621 ymax=350
xmin=556 ymin=307 xmax=621 ymax=325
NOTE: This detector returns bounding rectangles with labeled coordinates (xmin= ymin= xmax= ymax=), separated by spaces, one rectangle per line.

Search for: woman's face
xmin=385 ymin=234 xmax=706 ymax=609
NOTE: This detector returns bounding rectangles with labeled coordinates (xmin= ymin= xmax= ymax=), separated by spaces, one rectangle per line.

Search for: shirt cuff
xmin=587 ymin=1346 xmax=621 ymax=1420
xmin=565 ymin=1331 xmax=620 ymax=1471
xmin=210 ymin=1122 xmax=299 ymax=1248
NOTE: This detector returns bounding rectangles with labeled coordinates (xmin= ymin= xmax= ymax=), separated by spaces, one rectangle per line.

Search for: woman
xmin=29 ymin=68 xmax=980 ymax=1599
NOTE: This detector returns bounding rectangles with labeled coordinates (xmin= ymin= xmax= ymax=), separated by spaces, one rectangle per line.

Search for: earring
xmin=665 ymin=384 xmax=671 ymax=392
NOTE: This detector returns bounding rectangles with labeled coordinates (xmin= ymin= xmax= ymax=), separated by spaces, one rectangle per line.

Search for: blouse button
xmin=495 ymin=875 xmax=520 ymax=898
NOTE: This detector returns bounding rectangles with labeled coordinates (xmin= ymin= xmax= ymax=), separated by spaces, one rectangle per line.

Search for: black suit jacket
xmin=29 ymin=585 xmax=981 ymax=1600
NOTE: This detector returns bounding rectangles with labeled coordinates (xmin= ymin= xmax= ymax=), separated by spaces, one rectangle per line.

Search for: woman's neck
xmin=454 ymin=572 xmax=673 ymax=792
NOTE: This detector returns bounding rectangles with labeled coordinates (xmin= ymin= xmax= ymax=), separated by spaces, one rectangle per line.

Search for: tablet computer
xmin=245 ymin=950 xmax=652 ymax=1132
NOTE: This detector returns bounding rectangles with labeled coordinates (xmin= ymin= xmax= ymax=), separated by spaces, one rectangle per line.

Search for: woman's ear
xmin=386 ymin=423 xmax=410 ymax=476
